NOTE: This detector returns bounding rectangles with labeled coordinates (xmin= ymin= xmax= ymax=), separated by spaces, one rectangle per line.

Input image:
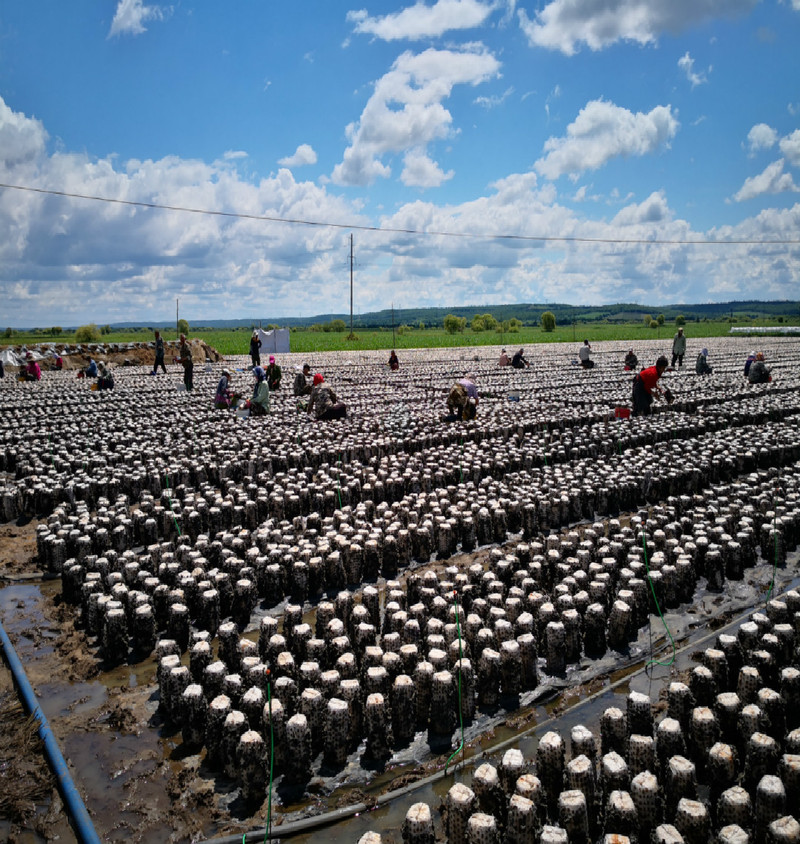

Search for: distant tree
xmin=329 ymin=319 xmax=347 ymax=332
xmin=310 ymin=323 xmax=324 ymax=332
xmin=49 ymin=326 xmax=63 ymax=336
xmin=540 ymin=311 xmax=556 ymax=332
xmin=657 ymin=314 xmax=665 ymax=326
xmin=3 ymin=327 xmax=13 ymax=338
xmin=177 ymin=318 xmax=190 ymax=335
xmin=471 ymin=315 xmax=486 ymax=332
xmin=75 ymin=323 xmax=100 ymax=343
xmin=417 ymin=321 xmax=425 ymax=330
xmin=397 ymin=324 xmax=411 ymax=335
xmin=675 ymin=314 xmax=686 ymax=326
xmin=650 ymin=319 xmax=659 ymax=329
xmin=482 ymin=313 xmax=498 ymax=331
xmin=100 ymin=324 xmax=112 ymax=335
xmin=642 ymin=314 xmax=652 ymax=326
xmin=443 ymin=314 xmax=466 ymax=334
xmin=508 ymin=317 xmax=522 ymax=332
xmin=777 ymin=315 xmax=784 ymax=323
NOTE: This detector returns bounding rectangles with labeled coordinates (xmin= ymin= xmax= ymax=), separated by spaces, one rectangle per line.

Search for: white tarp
xmin=255 ymin=328 xmax=291 ymax=354
xmin=0 ymin=349 xmax=26 ymax=367
xmin=730 ymin=326 xmax=800 ymax=334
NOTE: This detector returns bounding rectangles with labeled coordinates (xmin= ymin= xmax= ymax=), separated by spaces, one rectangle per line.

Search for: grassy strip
xmin=3 ymin=319 xmax=797 ymax=355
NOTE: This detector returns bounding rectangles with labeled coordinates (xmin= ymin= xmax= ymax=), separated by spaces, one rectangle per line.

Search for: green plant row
xmin=4 ymin=320 xmax=795 ymax=356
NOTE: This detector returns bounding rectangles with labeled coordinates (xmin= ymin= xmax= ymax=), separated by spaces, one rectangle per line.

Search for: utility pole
xmin=349 ymin=233 xmax=354 ymax=338
xmin=391 ymin=302 xmax=396 ymax=347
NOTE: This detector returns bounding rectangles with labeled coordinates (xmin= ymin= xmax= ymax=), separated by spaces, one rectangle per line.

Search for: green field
xmin=3 ymin=318 xmax=798 ymax=355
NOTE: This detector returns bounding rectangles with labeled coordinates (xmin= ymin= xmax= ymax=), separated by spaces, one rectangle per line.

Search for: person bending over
xmin=632 ymin=355 xmax=669 ymax=416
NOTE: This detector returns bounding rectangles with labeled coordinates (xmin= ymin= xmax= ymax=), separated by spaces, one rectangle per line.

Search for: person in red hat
xmin=23 ymin=352 xmax=42 ymax=382
xmin=265 ymin=355 xmax=282 ymax=390
xmin=307 ymin=373 xmax=346 ymax=420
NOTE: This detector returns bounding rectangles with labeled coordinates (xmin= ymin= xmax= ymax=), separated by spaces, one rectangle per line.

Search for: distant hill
xmin=43 ymin=299 xmax=800 ymax=332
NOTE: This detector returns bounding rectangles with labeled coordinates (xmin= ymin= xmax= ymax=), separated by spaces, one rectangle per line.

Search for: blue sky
xmin=0 ymin=0 xmax=799 ymax=327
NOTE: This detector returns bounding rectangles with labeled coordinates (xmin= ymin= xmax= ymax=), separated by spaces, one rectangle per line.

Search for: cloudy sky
xmin=1 ymin=0 xmax=799 ymax=327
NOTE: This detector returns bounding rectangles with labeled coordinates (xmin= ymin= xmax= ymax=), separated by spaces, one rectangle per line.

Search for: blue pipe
xmin=0 ymin=617 xmax=102 ymax=844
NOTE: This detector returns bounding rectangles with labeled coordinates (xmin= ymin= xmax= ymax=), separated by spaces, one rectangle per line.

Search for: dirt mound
xmin=2 ymin=338 xmax=223 ymax=370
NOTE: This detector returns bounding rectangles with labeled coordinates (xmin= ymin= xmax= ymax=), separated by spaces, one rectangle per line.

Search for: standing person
xmin=498 ymin=349 xmax=510 ymax=367
xmin=388 ymin=350 xmax=399 ymax=371
xmin=624 ymin=350 xmax=638 ymax=370
xmin=446 ymin=374 xmax=479 ymax=421
xmin=178 ymin=334 xmax=193 ymax=392
xmin=748 ymin=352 xmax=771 ymax=384
xmin=249 ymin=331 xmax=262 ymax=368
xmin=23 ymin=352 xmax=41 ymax=381
xmin=151 ymin=330 xmax=166 ymax=375
xmin=265 ymin=355 xmax=282 ymax=390
xmin=579 ymin=340 xmax=594 ymax=369
xmin=671 ymin=327 xmax=686 ymax=368
xmin=293 ymin=364 xmax=312 ymax=396
xmin=246 ymin=366 xmax=270 ymax=415
xmin=307 ymin=373 xmax=347 ymax=420
xmin=511 ymin=349 xmax=530 ymax=369
xmin=696 ymin=348 xmax=713 ymax=375
xmin=632 ymin=355 xmax=669 ymax=416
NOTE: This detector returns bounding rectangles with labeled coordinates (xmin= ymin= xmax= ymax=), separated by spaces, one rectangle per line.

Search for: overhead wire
xmin=2 ymin=182 xmax=799 ymax=246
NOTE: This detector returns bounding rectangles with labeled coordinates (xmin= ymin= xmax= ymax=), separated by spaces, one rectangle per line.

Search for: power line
xmin=1 ymin=181 xmax=798 ymax=247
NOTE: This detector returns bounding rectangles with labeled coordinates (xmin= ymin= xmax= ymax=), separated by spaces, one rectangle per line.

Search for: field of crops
xmin=5 ymin=319 xmax=795 ymax=357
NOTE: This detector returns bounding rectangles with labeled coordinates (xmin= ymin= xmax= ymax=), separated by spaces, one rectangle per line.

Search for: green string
xmin=642 ymin=526 xmax=676 ymax=669
xmin=444 ymin=590 xmax=465 ymax=775
xmin=766 ymin=493 xmax=780 ymax=605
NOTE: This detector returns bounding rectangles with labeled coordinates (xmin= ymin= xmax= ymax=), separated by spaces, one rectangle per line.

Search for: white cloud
xmin=347 ymin=0 xmax=495 ymax=41
xmin=518 ymin=0 xmax=759 ymax=55
xmin=611 ymin=190 xmax=672 ymax=225
xmin=677 ymin=52 xmax=709 ymax=87
xmin=0 ymin=98 xmax=47 ymax=166
xmin=733 ymin=159 xmax=799 ymax=201
xmin=278 ymin=144 xmax=319 ymax=168
xmin=331 ymin=46 xmax=501 ymax=186
xmin=474 ymin=87 xmax=514 ymax=109
xmin=108 ymin=0 xmax=165 ymax=38
xmin=535 ymin=99 xmax=679 ymax=180
xmin=400 ymin=149 xmax=454 ymax=187
xmin=779 ymin=129 xmax=800 ymax=167
xmin=2 ymin=94 xmax=799 ymax=324
xmin=746 ymin=123 xmax=778 ymax=155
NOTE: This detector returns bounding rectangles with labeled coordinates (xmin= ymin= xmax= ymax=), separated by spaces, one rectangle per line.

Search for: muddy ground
xmin=0 ymin=516 xmax=795 ymax=844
